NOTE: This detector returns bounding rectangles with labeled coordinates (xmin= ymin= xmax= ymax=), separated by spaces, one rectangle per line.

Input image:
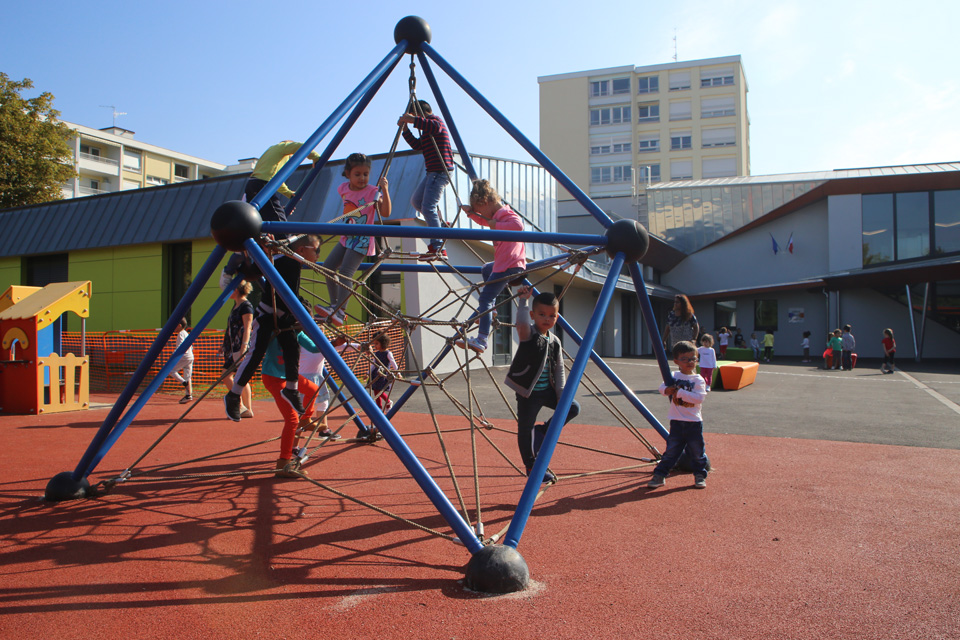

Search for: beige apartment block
xmin=63 ymin=121 xmax=230 ymax=199
xmin=539 ymin=55 xmax=749 ymax=228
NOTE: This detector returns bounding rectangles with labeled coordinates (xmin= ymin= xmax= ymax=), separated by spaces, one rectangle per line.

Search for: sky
xmin=4 ymin=0 xmax=958 ymax=177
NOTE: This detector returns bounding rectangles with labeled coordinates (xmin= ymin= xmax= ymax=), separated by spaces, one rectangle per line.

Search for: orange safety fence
xmin=61 ymin=320 xmax=406 ymax=399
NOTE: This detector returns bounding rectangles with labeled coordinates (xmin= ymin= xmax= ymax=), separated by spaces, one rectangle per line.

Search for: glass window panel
xmin=896 ymin=192 xmax=930 ymax=260
xmin=862 ymin=194 xmax=894 ymax=265
xmin=934 ymin=190 xmax=960 ymax=255
xmin=754 ymin=299 xmax=778 ymax=332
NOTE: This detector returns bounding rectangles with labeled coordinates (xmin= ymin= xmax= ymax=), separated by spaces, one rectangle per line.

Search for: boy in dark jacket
xmin=504 ymin=287 xmax=580 ymax=483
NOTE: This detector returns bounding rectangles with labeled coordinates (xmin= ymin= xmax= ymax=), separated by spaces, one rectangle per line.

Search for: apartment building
xmin=62 ymin=121 xmax=229 ymax=199
xmin=539 ymin=55 xmax=749 ymax=229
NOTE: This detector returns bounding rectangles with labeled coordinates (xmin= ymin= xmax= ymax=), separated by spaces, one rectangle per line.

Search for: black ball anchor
xmin=604 ymin=219 xmax=650 ymax=263
xmin=45 ymin=471 xmax=90 ymax=501
xmin=394 ymin=16 xmax=432 ymax=54
xmin=464 ymin=545 xmax=530 ymax=593
xmin=210 ymin=200 xmax=262 ymax=252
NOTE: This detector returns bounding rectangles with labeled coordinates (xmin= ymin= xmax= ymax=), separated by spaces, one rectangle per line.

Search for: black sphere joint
xmin=604 ymin=219 xmax=650 ymax=262
xmin=45 ymin=471 xmax=90 ymax=501
xmin=464 ymin=545 xmax=529 ymax=594
xmin=210 ymin=200 xmax=262 ymax=252
xmin=394 ymin=16 xmax=432 ymax=54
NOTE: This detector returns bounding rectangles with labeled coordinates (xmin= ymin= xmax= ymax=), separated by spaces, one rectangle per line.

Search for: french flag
xmin=770 ymin=233 xmax=779 ymax=255
xmin=788 ymin=233 xmax=794 ymax=254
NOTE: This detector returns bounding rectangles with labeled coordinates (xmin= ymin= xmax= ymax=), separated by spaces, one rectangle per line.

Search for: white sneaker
xmin=454 ymin=337 xmax=487 ymax=353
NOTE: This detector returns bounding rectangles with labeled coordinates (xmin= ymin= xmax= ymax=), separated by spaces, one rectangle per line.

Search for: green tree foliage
xmin=0 ymin=73 xmax=76 ymax=209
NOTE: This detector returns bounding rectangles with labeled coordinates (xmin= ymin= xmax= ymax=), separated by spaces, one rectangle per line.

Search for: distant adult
xmin=662 ymin=294 xmax=699 ymax=352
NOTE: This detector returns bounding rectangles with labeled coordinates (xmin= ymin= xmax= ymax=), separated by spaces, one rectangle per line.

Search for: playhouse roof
xmin=0 ymin=281 xmax=92 ymax=330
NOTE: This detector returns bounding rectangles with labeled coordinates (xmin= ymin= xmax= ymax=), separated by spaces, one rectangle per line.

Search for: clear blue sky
xmin=4 ymin=0 xmax=957 ymax=176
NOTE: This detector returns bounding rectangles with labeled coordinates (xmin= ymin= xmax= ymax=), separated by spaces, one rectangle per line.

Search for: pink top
xmin=338 ymin=182 xmax=380 ymax=256
xmin=469 ymin=204 xmax=526 ymax=272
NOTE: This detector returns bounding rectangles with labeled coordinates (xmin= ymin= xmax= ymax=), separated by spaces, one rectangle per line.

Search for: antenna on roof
xmin=672 ymin=28 xmax=678 ymax=62
xmin=99 ymin=105 xmax=127 ymax=127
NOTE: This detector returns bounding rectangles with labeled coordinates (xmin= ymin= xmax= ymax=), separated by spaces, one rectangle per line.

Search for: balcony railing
xmin=79 ymin=152 xmax=118 ymax=167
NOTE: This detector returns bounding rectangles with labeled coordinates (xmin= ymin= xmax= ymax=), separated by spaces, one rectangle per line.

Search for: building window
xmin=122 ymin=180 xmax=140 ymax=191
xmin=669 ymin=100 xmax=692 ymax=121
xmin=123 ymin=149 xmax=142 ymax=173
xmin=701 ymin=97 xmax=736 ymax=118
xmin=611 ymin=78 xmax=630 ymax=95
xmin=637 ymin=102 xmax=660 ymax=123
xmin=670 ymin=132 xmax=692 ymax=150
xmin=715 ymin=300 xmax=737 ymax=330
xmin=79 ymin=144 xmax=100 ymax=157
xmin=862 ymin=194 xmax=895 ymax=265
xmin=163 ymin=242 xmax=192 ymax=325
xmin=590 ymin=136 xmax=631 ymax=156
xmin=669 ymin=71 xmax=691 ymax=91
xmin=702 ymin=127 xmax=736 ymax=147
xmin=174 ymin=164 xmax=190 ymax=179
xmin=702 ymin=157 xmax=737 ymax=178
xmin=934 ymin=190 xmax=960 ymax=255
xmin=754 ymin=300 xmax=778 ymax=332
xmin=146 ymin=175 xmax=169 ymax=186
xmin=590 ymin=80 xmax=609 ymax=97
xmin=637 ymin=164 xmax=661 ymax=184
xmin=590 ymin=164 xmax=633 ymax=185
xmin=637 ymin=76 xmax=659 ymax=94
xmin=591 ymin=78 xmax=630 ymax=97
xmin=590 ymin=105 xmax=631 ymax=126
xmin=670 ymin=160 xmax=693 ymax=181
xmin=701 ymin=66 xmax=735 ymax=87
xmin=638 ymin=134 xmax=659 ymax=153
xmin=896 ymin=192 xmax=930 ymax=260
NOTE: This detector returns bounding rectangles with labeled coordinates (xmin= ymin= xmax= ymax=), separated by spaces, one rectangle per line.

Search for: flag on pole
xmin=770 ymin=233 xmax=779 ymax=255
xmin=787 ymin=233 xmax=794 ymax=254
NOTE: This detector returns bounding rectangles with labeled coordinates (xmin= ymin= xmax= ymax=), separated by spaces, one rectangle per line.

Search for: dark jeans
xmin=244 ymin=178 xmax=287 ymax=224
xmin=516 ymin=388 xmax=581 ymax=468
xmin=842 ymin=350 xmax=854 ymax=370
xmin=235 ymin=308 xmax=299 ymax=388
xmin=653 ymin=419 xmax=708 ymax=477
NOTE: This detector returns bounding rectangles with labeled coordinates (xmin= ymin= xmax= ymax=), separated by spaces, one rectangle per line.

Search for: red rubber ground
xmin=2 ymin=393 xmax=958 ymax=639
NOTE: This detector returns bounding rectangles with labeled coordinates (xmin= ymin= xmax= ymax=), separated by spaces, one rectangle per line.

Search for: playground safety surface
xmin=2 ymin=357 xmax=958 ymax=639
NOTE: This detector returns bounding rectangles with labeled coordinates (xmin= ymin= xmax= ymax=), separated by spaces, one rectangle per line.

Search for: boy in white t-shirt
xmin=647 ymin=341 xmax=709 ymax=489
xmin=168 ymin=318 xmax=194 ymax=404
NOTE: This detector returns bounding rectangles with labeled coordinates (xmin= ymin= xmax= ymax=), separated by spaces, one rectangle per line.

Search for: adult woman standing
xmin=661 ymin=294 xmax=700 ymax=352
xmin=221 ymin=281 xmax=255 ymax=418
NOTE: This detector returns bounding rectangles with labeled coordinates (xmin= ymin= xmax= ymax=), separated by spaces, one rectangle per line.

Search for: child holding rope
xmin=455 ymin=179 xmax=526 ymax=354
xmin=315 ymin=153 xmax=391 ymax=327
xmin=369 ymin=333 xmax=400 ymax=412
xmin=505 ymin=287 xmax=579 ymax=484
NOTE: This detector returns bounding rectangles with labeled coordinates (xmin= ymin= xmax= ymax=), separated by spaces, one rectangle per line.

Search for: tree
xmin=0 ymin=73 xmax=76 ymax=209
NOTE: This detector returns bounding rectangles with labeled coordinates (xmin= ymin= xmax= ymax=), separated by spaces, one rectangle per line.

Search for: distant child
xmin=801 ymin=331 xmax=812 ymax=363
xmin=749 ymin=332 xmax=761 ymax=361
xmin=316 ymin=153 xmax=391 ymax=327
xmin=829 ymin=329 xmax=843 ymax=370
xmin=733 ymin=329 xmax=745 ymax=348
xmin=717 ymin=327 xmax=730 ymax=357
xmin=224 ymin=235 xmax=321 ymax=422
xmin=369 ymin=334 xmax=400 ymax=412
xmin=763 ymin=330 xmax=775 ymax=362
xmin=298 ymin=335 xmax=356 ymax=442
xmin=505 ymin=287 xmax=579 ymax=484
xmin=647 ymin=341 xmax=709 ymax=489
xmin=169 ymin=317 xmax=194 ymax=404
xmin=881 ymin=328 xmax=897 ymax=374
xmin=697 ymin=334 xmax=717 ymax=388
xmin=841 ymin=324 xmax=856 ymax=371
xmin=455 ymin=179 xmax=526 ymax=354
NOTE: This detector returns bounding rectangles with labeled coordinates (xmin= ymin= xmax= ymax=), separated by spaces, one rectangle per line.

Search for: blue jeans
xmin=516 ymin=388 xmax=581 ymax=468
xmin=411 ymin=170 xmax=450 ymax=248
xmin=476 ymin=263 xmax=524 ymax=339
xmin=653 ymin=420 xmax=707 ymax=477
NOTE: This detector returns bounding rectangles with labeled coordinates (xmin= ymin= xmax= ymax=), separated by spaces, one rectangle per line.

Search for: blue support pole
xmin=70 ymin=245 xmax=227 ymax=481
xmin=503 ymin=253 xmax=626 ymax=549
xmin=81 ymin=274 xmax=239 ymax=477
xmin=320 ymin=364 xmax=370 ymax=434
xmin=249 ymin=41 xmax=407 ymax=213
xmin=242 ymin=237 xmax=483 ymax=553
xmin=284 ymin=50 xmax=402 ymax=215
xmin=627 ymin=262 xmax=674 ymax=386
xmin=421 ymin=42 xmax=615 ymax=231
xmin=416 ymin=53 xmax=477 ymax=181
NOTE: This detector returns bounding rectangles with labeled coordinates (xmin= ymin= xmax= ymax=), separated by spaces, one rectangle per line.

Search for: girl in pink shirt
xmin=456 ymin=179 xmax=526 ymax=353
xmin=315 ymin=153 xmax=391 ymax=327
